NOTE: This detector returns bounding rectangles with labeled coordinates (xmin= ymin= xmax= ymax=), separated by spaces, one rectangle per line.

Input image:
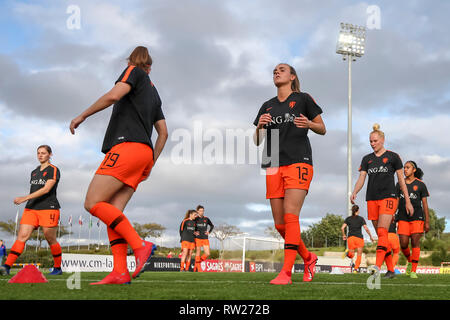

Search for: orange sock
xmin=355 ymin=254 xmax=362 ymax=269
xmin=180 ymin=261 xmax=185 ymax=271
xmin=281 ymin=213 xmax=300 ymax=275
xmin=384 ymin=250 xmax=394 ymax=272
xmin=50 ymin=243 xmax=62 ymax=268
xmin=275 ymin=223 xmax=310 ymax=261
xmin=392 ymin=249 xmax=399 ymax=268
xmin=90 ymin=202 xmax=143 ymax=250
xmin=401 ymin=247 xmax=412 ymax=262
xmin=108 ymin=227 xmax=128 ymax=274
xmin=5 ymin=240 xmax=25 ymax=267
xmin=185 ymin=260 xmax=191 ymax=271
xmin=375 ymin=227 xmax=389 ymax=268
xmin=411 ymin=247 xmax=420 ymax=272
xmin=194 ymin=256 xmax=201 ymax=271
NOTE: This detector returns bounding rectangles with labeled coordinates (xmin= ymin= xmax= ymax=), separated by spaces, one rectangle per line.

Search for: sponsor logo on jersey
xmin=266 ymin=113 xmax=296 ymax=127
xmin=367 ymin=166 xmax=388 ymax=174
xmin=266 ymin=107 xmax=272 ymax=112
xmin=31 ymin=179 xmax=47 ymax=185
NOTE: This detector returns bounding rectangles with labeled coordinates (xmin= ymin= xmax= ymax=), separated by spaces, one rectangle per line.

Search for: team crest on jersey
xmin=413 ymin=185 xmax=418 ymax=191
xmin=289 ymin=101 xmax=296 ymax=109
xmin=382 ymin=157 xmax=388 ymax=164
xmin=43 ymin=172 xmax=47 ymax=177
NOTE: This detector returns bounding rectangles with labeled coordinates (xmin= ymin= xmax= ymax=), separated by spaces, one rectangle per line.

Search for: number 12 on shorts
xmin=297 ymin=166 xmax=309 ymax=182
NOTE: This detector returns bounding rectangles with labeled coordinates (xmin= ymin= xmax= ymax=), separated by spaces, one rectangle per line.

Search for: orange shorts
xmin=95 ymin=142 xmax=154 ymax=191
xmin=195 ymin=238 xmax=210 ymax=247
xmin=347 ymin=236 xmax=365 ymax=250
xmin=366 ymin=198 xmax=398 ymax=221
xmin=20 ymin=208 xmax=60 ymax=228
xmin=397 ymin=220 xmax=424 ymax=236
xmin=388 ymin=232 xmax=400 ymax=251
xmin=181 ymin=241 xmax=195 ymax=250
xmin=266 ymin=163 xmax=313 ymax=199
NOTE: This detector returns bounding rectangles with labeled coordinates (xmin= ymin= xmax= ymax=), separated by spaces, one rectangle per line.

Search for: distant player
xmin=253 ymin=63 xmax=326 ymax=284
xmin=1 ymin=145 xmax=63 ymax=276
xmin=387 ymin=215 xmax=400 ymax=271
xmin=193 ymin=205 xmax=214 ymax=272
xmin=341 ymin=204 xmax=375 ymax=273
xmin=179 ymin=210 xmax=198 ymax=272
xmin=351 ymin=123 xmax=413 ymax=279
xmin=396 ymin=161 xmax=430 ymax=278
xmin=70 ymin=46 xmax=168 ymax=284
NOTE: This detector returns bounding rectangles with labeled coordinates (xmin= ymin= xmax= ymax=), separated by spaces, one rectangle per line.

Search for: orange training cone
xmin=8 ymin=265 xmax=48 ymax=283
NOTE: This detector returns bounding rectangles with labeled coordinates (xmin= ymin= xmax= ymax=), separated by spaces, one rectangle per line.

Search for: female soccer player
xmin=1 ymin=145 xmax=63 ymax=276
xmin=341 ymin=204 xmax=375 ymax=273
xmin=350 ymin=124 xmax=413 ymax=279
xmin=70 ymin=46 xmax=168 ymax=284
xmin=193 ymin=205 xmax=214 ymax=272
xmin=253 ymin=63 xmax=326 ymax=284
xmin=396 ymin=161 xmax=429 ymax=278
xmin=179 ymin=210 xmax=197 ymax=272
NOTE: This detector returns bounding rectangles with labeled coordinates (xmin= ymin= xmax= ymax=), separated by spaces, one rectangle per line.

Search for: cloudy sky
xmin=1 ymin=0 xmax=449 ymax=249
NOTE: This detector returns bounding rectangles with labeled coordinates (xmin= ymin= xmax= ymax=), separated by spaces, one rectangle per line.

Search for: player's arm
xmin=294 ymin=114 xmax=326 ymax=135
xmin=363 ymin=225 xmax=375 ymax=242
xmin=153 ymin=119 xmax=168 ymax=165
xmin=396 ymin=169 xmax=414 ymax=216
xmin=13 ymin=179 xmax=57 ymax=205
xmin=253 ymin=113 xmax=271 ymax=146
xmin=422 ymin=197 xmax=430 ymax=232
xmin=350 ymin=171 xmax=367 ymax=204
xmin=206 ymin=218 xmax=214 ymax=235
xmin=341 ymin=223 xmax=347 ymax=240
xmin=70 ymin=82 xmax=132 ymax=134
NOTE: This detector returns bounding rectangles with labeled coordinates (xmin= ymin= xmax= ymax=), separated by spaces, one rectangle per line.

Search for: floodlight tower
xmin=336 ymin=23 xmax=366 ymax=216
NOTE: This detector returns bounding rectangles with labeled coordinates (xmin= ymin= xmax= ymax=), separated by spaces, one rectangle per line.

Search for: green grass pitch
xmin=1 ymin=271 xmax=449 ymax=300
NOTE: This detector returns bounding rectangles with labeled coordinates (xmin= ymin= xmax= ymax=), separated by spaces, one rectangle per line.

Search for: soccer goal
xmin=232 ymin=236 xmax=284 ymax=272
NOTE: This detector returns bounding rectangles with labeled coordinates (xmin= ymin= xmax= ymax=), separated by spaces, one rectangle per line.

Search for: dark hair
xmin=196 ymin=205 xmax=204 ymax=211
xmin=406 ymin=160 xmax=424 ymax=180
xmin=184 ymin=209 xmax=197 ymax=219
xmin=351 ymin=205 xmax=359 ymax=217
xmin=37 ymin=145 xmax=52 ymax=154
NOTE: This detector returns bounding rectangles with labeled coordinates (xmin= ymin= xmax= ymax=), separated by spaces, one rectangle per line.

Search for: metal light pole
xmin=336 ymin=23 xmax=366 ymax=217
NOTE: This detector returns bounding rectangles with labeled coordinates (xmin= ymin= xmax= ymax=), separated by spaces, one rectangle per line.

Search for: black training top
xmin=179 ymin=219 xmax=196 ymax=243
xmin=359 ymin=150 xmax=403 ymax=201
xmin=344 ymin=215 xmax=366 ymax=239
xmin=101 ymin=65 xmax=165 ymax=154
xmin=25 ymin=164 xmax=61 ymax=210
xmin=194 ymin=216 xmax=214 ymax=239
xmin=396 ymin=178 xmax=429 ymax=221
xmin=253 ymin=92 xmax=323 ymax=168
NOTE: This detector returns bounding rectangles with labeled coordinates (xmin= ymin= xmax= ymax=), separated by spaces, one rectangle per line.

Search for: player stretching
xmin=351 ymin=124 xmax=413 ymax=279
xmin=179 ymin=210 xmax=197 ymax=272
xmin=253 ymin=63 xmax=326 ymax=284
xmin=193 ymin=205 xmax=214 ymax=272
xmin=341 ymin=204 xmax=375 ymax=273
xmin=396 ymin=161 xmax=429 ymax=278
xmin=70 ymin=46 xmax=168 ymax=284
xmin=1 ymin=145 xmax=63 ymax=276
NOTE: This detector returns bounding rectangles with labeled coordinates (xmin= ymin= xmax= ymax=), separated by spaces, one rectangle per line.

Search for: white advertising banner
xmin=61 ymin=253 xmax=136 ymax=272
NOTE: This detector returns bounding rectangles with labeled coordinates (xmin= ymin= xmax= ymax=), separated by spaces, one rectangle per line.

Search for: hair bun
xmin=372 ymin=123 xmax=380 ymax=131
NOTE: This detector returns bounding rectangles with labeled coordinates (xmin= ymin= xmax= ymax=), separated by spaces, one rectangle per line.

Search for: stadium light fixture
xmin=336 ymin=23 xmax=366 ymax=217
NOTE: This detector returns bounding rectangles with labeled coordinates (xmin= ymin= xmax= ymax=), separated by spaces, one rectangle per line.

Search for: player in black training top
xmin=351 ymin=123 xmax=413 ymax=279
xmin=1 ymin=145 xmax=63 ymax=276
xmin=396 ymin=160 xmax=430 ymax=278
xmin=341 ymin=205 xmax=374 ymax=273
xmin=253 ymin=63 xmax=326 ymax=285
xmin=70 ymin=46 xmax=168 ymax=285
xmin=193 ymin=205 xmax=214 ymax=272
xmin=179 ymin=210 xmax=198 ymax=272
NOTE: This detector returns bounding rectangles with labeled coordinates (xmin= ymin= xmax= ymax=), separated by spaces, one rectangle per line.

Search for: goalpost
xmin=231 ymin=236 xmax=284 ymax=272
